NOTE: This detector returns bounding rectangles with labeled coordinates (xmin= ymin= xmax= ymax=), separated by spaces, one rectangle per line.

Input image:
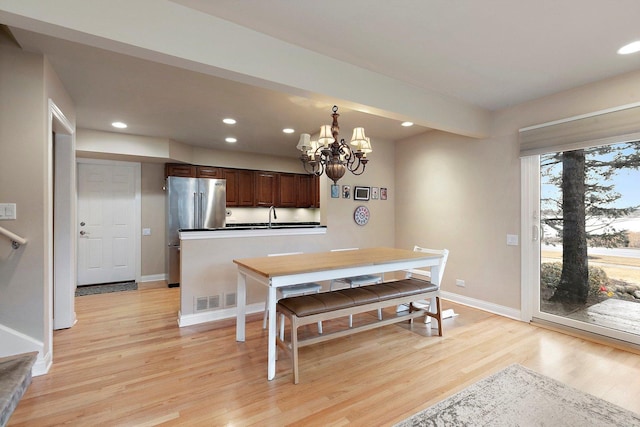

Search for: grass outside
xmin=541 ymin=251 xmax=640 ymax=285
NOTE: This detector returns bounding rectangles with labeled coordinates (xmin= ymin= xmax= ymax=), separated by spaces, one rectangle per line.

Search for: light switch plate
xmin=507 ymin=234 xmax=519 ymax=246
xmin=0 ymin=203 xmax=16 ymax=220
xmin=142 ymin=228 xmax=151 ymax=236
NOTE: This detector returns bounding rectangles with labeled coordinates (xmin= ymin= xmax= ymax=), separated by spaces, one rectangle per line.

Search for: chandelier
xmin=296 ymin=105 xmax=372 ymax=184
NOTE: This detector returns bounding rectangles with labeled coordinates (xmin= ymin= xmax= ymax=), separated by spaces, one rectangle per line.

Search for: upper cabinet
xmin=278 ymin=173 xmax=297 ymax=207
xmin=254 ymin=171 xmax=278 ymax=207
xmin=195 ymin=166 xmax=221 ymax=178
xmin=296 ymin=174 xmax=320 ymax=208
xmin=166 ymin=163 xmax=319 ymax=208
xmin=165 ymin=163 xmax=220 ymax=178
xmin=224 ymin=168 xmax=254 ymax=207
xmin=165 ymin=163 xmax=196 ymax=178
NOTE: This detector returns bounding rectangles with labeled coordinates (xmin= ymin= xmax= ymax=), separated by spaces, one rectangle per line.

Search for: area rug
xmin=75 ymin=281 xmax=137 ymax=296
xmin=394 ymin=364 xmax=640 ymax=426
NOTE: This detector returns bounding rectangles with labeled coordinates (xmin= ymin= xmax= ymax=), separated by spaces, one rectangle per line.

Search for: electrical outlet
xmin=456 ymin=279 xmax=466 ymax=287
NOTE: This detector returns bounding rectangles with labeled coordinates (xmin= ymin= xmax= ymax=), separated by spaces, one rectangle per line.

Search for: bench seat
xmin=276 ymin=278 xmax=442 ymax=383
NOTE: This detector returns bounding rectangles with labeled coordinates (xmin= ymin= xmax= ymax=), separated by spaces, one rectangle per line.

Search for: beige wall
xmin=395 ymin=69 xmax=640 ymax=313
xmin=395 ymin=130 xmax=521 ymax=309
xmin=140 ymin=163 xmax=166 ymax=277
xmin=0 ymin=42 xmax=47 ymax=339
xmin=0 ymin=40 xmax=75 ymax=359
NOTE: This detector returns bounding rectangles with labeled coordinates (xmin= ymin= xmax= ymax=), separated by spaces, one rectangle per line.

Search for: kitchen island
xmin=177 ymin=224 xmax=328 ymax=327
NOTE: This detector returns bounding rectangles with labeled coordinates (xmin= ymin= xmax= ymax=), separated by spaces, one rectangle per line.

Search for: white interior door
xmin=77 ymin=161 xmax=137 ymax=285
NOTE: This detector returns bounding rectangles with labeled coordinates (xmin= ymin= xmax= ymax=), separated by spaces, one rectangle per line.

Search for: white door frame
xmin=52 ymin=101 xmax=76 ymax=331
xmin=40 ymin=99 xmax=76 ymax=376
xmin=76 ymin=158 xmax=142 ymax=285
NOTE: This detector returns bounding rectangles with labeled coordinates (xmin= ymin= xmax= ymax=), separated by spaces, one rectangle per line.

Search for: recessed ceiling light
xmin=618 ymin=41 xmax=640 ymax=55
xmin=282 ymin=128 xmax=295 ymax=134
xmin=223 ymin=118 xmax=236 ymax=125
xmin=401 ymin=121 xmax=414 ymax=127
xmin=225 ymin=137 xmax=237 ymax=143
xmin=111 ymin=121 xmax=127 ymax=129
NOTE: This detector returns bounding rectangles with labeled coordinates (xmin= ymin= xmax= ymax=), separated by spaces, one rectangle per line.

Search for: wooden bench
xmin=276 ymin=278 xmax=442 ymax=384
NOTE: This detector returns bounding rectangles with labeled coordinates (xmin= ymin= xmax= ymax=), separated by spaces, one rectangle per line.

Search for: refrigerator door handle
xmin=198 ymin=192 xmax=204 ymax=228
xmin=193 ymin=192 xmax=198 ymax=229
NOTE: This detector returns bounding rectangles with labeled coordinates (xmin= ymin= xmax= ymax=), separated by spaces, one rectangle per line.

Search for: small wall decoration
xmin=331 ymin=184 xmax=340 ymax=198
xmin=353 ymin=205 xmax=370 ymax=225
xmin=380 ymin=187 xmax=388 ymax=200
xmin=342 ymin=185 xmax=351 ymax=199
xmin=371 ymin=187 xmax=379 ymax=200
xmin=354 ymin=186 xmax=370 ymax=201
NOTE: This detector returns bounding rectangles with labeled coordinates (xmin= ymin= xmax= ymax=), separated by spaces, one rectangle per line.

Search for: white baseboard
xmin=178 ymin=302 xmax=264 ymax=327
xmin=440 ymin=291 xmax=522 ymax=321
xmin=140 ymin=274 xmax=167 ymax=282
xmin=176 ymin=293 xmax=523 ymax=327
xmin=33 ymin=351 xmax=52 ymax=377
xmin=0 ymin=323 xmax=50 ymax=376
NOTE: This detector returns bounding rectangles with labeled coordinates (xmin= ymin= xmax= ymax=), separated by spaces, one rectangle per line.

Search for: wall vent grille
xmin=225 ymin=292 xmax=236 ymax=307
xmin=208 ymin=295 xmax=221 ymax=309
xmin=194 ymin=294 xmax=222 ymax=311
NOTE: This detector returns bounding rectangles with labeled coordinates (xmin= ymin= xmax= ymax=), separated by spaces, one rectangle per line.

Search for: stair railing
xmin=0 ymin=225 xmax=27 ymax=249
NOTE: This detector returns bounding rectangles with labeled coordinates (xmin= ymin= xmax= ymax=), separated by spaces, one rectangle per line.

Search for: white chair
xmin=329 ymin=248 xmax=383 ymax=326
xmin=263 ymin=252 xmax=323 ymax=337
xmin=404 ymin=246 xmax=449 ymax=326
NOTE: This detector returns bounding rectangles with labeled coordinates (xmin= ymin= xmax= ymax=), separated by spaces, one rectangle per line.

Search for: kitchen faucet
xmin=268 ymin=206 xmax=277 ymax=228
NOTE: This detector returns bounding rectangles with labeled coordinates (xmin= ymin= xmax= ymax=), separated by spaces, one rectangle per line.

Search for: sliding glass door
xmin=524 ymin=141 xmax=640 ymax=344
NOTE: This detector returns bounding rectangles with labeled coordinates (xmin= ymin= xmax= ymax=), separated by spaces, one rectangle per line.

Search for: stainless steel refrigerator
xmin=166 ymin=176 xmax=226 ymax=286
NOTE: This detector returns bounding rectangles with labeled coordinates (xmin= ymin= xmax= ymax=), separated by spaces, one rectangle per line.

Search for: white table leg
xmin=236 ymin=272 xmax=247 ymax=342
xmin=267 ymin=286 xmax=277 ymax=380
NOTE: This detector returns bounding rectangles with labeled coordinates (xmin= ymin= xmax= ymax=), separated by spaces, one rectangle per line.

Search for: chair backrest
xmin=268 ymin=252 xmax=303 ymax=257
xmin=406 ymin=246 xmax=449 ymax=286
xmin=330 ymin=248 xmax=359 ymax=252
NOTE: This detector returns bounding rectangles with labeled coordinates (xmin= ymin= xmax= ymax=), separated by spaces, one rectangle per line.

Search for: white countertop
xmin=179 ymin=226 xmax=327 ymax=240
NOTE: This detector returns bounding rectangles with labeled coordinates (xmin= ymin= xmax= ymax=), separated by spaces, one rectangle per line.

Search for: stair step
xmin=0 ymin=352 xmax=37 ymax=426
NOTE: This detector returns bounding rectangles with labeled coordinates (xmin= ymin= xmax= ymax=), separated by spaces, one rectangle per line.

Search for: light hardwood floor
xmin=9 ymin=284 xmax=640 ymax=426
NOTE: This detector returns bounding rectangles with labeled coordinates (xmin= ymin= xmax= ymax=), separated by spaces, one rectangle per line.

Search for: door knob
xmin=80 ymin=230 xmax=89 ymax=236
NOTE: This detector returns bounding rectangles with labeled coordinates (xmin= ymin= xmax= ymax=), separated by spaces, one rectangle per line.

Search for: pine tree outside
xmin=540 ymin=141 xmax=640 ymax=334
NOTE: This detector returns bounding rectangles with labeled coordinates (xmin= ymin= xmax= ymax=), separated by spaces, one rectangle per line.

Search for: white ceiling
xmin=7 ymin=1 xmax=640 ymax=158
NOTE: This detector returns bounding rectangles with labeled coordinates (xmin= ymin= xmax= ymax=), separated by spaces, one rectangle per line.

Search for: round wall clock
xmin=353 ymin=205 xmax=370 ymax=226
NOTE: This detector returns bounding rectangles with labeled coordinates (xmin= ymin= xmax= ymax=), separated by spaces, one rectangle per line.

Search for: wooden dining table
xmin=233 ymin=247 xmax=444 ymax=380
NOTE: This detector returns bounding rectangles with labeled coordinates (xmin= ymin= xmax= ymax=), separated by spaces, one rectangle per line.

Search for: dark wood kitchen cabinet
xmin=195 ymin=166 xmax=221 ymax=178
xmin=223 ymin=168 xmax=254 ymax=207
xmin=254 ymin=171 xmax=278 ymax=206
xmin=165 ymin=164 xmax=221 ymax=178
xmin=296 ymin=174 xmax=319 ymax=208
xmin=277 ymin=173 xmax=297 ymax=207
xmin=165 ymin=163 xmax=196 ymax=178
xmin=166 ymin=163 xmax=320 ymax=208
